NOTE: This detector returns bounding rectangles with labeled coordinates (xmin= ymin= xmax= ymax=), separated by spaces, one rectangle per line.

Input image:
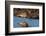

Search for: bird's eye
xmin=18 ymin=16 xmax=21 ymax=17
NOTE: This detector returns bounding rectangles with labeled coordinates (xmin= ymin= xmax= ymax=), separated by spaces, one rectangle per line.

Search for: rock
xmin=14 ymin=8 xmax=39 ymax=19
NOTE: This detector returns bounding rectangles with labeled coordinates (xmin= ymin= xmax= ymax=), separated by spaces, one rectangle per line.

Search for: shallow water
xmin=13 ymin=16 xmax=39 ymax=28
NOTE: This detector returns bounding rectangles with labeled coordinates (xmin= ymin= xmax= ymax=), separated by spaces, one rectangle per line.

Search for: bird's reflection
xmin=18 ymin=22 xmax=28 ymax=27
